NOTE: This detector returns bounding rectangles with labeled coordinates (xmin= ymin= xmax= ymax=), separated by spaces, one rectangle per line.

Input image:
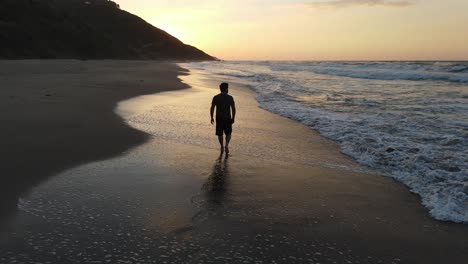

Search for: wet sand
xmin=0 ymin=60 xmax=188 ymax=231
xmin=0 ymin=63 xmax=467 ymax=264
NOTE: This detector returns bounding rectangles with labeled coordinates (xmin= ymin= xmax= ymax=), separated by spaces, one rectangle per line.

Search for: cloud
xmin=307 ymin=0 xmax=413 ymax=8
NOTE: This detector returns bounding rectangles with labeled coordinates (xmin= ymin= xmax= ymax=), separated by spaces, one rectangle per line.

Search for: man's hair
xmin=220 ymin=82 xmax=229 ymax=91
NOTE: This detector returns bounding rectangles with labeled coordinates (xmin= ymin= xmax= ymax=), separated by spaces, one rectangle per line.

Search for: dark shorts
xmin=216 ymin=117 xmax=232 ymax=136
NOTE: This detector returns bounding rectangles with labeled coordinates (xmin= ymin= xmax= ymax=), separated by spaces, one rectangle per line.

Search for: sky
xmin=116 ymin=0 xmax=468 ymax=61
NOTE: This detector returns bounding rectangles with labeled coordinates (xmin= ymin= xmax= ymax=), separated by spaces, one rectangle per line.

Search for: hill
xmin=0 ymin=0 xmax=216 ymax=60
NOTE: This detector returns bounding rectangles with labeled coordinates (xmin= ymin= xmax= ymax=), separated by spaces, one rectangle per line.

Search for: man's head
xmin=220 ymin=82 xmax=229 ymax=93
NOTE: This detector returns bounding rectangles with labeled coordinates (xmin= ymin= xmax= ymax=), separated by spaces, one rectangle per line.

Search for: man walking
xmin=210 ymin=82 xmax=236 ymax=154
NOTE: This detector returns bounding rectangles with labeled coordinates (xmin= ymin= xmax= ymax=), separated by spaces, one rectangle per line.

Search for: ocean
xmin=181 ymin=61 xmax=468 ymax=224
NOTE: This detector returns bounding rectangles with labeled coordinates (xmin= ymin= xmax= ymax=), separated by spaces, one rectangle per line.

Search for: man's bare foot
xmin=225 ymin=146 xmax=229 ymax=154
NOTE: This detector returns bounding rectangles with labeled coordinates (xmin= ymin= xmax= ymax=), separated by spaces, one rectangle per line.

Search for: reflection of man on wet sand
xmin=203 ymin=155 xmax=229 ymax=207
xmin=210 ymin=82 xmax=236 ymax=154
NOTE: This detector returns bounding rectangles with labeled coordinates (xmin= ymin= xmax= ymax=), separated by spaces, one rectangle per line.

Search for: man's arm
xmin=210 ymin=100 xmax=215 ymax=125
xmin=231 ymin=98 xmax=236 ymax=124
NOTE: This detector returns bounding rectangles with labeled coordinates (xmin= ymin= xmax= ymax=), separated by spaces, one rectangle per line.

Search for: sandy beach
xmin=0 ymin=61 xmax=467 ymax=264
xmin=0 ymin=60 xmax=188 ymax=230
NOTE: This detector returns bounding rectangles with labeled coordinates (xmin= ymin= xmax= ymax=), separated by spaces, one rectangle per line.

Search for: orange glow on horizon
xmin=116 ymin=0 xmax=468 ymax=61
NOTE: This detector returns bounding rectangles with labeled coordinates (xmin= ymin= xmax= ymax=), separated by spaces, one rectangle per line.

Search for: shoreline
xmin=0 ymin=61 xmax=467 ymax=263
xmin=176 ymin=68 xmax=468 ymax=262
xmin=184 ymin=60 xmax=468 ymax=224
xmin=116 ymin=68 xmax=468 ymax=262
xmin=0 ymin=60 xmax=189 ymax=229
xmin=237 ymin=80 xmax=467 ymax=226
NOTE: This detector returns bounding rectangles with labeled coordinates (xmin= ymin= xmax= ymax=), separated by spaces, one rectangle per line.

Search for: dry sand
xmin=0 ymin=61 xmax=467 ymax=264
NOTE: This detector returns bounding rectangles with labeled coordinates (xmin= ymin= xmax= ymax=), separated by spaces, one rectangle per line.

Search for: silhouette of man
xmin=210 ymin=82 xmax=236 ymax=154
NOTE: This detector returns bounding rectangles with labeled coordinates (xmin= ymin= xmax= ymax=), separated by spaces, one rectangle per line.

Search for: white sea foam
xmin=267 ymin=61 xmax=468 ymax=83
xmin=182 ymin=61 xmax=468 ymax=223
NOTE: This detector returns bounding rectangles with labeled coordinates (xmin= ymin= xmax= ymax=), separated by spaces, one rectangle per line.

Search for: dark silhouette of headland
xmin=0 ymin=0 xmax=215 ymax=232
xmin=0 ymin=0 xmax=216 ymax=60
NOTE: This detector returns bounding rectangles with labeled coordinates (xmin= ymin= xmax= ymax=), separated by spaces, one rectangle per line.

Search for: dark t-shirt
xmin=212 ymin=93 xmax=234 ymax=120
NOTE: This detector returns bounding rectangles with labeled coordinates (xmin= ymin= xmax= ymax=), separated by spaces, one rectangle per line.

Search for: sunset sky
xmin=116 ymin=0 xmax=468 ymax=61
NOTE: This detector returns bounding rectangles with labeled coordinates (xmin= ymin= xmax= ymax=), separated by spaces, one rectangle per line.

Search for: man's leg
xmin=218 ymin=136 xmax=224 ymax=153
xmin=225 ymin=135 xmax=231 ymax=154
xmin=216 ymin=119 xmax=224 ymax=152
xmin=225 ymin=119 xmax=232 ymax=154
